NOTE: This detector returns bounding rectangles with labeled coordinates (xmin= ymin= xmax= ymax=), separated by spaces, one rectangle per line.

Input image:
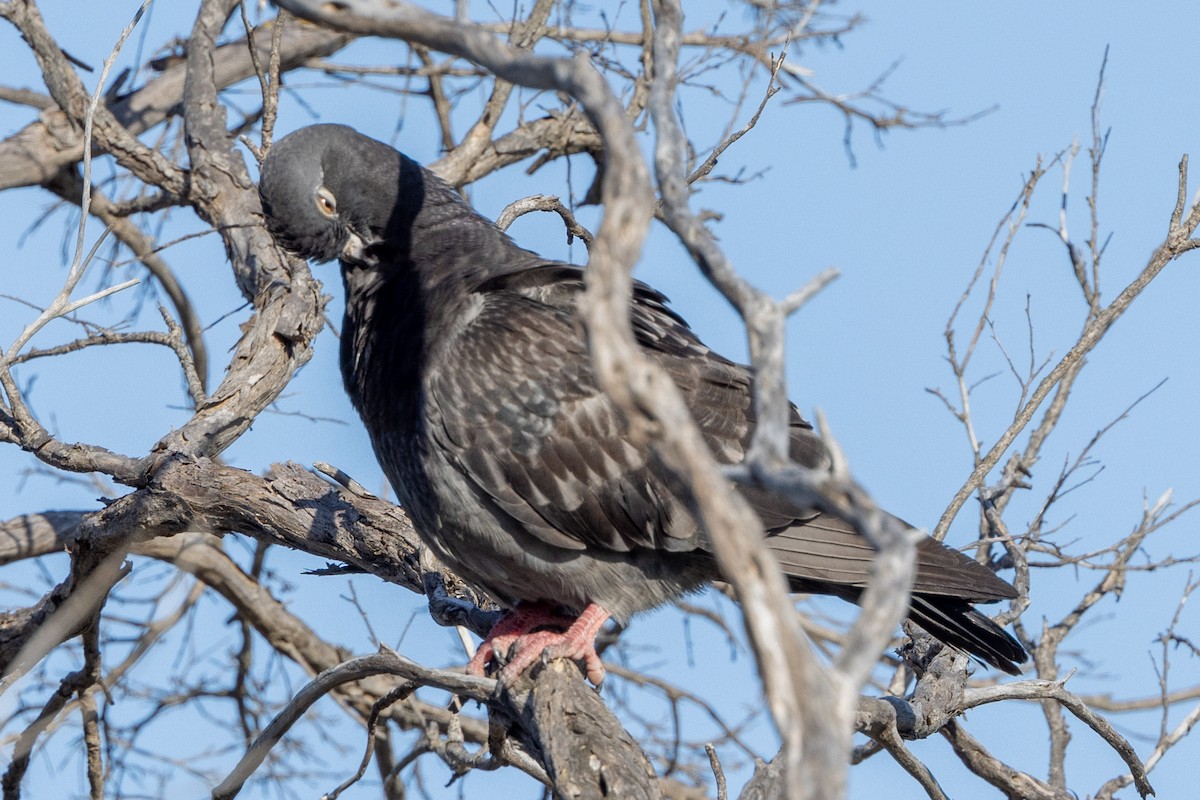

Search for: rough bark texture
xmin=509 ymin=659 xmax=663 ymax=800
xmin=0 ymin=23 xmax=348 ymax=192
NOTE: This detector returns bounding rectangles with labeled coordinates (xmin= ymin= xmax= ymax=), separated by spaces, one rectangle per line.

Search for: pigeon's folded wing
xmin=425 ymin=283 xmax=703 ymax=555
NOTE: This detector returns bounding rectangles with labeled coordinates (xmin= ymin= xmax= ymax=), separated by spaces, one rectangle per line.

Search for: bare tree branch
xmin=935 ymin=155 xmax=1200 ymax=540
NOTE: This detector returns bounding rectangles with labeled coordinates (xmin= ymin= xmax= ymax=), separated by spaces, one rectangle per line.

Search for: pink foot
xmin=467 ymin=602 xmax=612 ymax=685
xmin=465 ymin=601 xmax=576 ymax=677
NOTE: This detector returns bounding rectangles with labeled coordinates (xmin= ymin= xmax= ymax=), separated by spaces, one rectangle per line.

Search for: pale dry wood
xmin=0 ymin=21 xmax=349 ymax=192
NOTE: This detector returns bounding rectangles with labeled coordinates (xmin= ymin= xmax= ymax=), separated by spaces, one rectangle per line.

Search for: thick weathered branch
xmin=649 ymin=4 xmax=919 ymax=796
xmin=0 ymin=19 xmax=348 ymax=192
xmin=507 ymin=659 xmax=663 ymax=800
xmin=648 ymin=2 xmax=813 ymax=795
xmin=81 ymin=457 xmax=424 ymax=589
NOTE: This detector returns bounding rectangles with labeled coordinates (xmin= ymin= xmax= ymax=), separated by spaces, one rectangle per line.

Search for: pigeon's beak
xmin=341 ymin=231 xmax=367 ymax=264
xmin=341 ymin=229 xmax=385 ymax=267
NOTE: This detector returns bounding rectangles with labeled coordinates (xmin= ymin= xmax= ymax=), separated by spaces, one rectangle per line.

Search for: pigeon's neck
xmin=339 ymin=260 xmax=425 ymax=433
xmin=338 ymin=167 xmax=538 ymax=426
xmin=406 ymin=182 xmax=536 ymax=296
xmin=338 ymin=206 xmax=530 ymax=425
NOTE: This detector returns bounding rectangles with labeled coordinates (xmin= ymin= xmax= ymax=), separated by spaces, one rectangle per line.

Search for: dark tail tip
xmin=908 ymin=595 xmax=1028 ymax=675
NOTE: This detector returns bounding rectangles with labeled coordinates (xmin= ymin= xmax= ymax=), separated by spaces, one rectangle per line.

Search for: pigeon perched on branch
xmin=259 ymin=124 xmax=1027 ymax=684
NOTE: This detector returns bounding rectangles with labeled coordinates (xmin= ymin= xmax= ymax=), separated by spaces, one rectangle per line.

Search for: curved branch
xmin=495 ymin=193 xmax=593 ymax=246
xmin=212 ymin=651 xmax=495 ymax=799
xmin=962 ymin=680 xmax=1152 ymax=797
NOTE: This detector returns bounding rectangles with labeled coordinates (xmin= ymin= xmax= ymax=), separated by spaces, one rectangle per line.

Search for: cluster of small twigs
xmin=0 ymin=2 xmax=1197 ymax=800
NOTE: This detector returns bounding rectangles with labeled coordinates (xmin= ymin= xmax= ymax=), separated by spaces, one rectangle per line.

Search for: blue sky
xmin=1 ymin=2 xmax=1198 ymax=798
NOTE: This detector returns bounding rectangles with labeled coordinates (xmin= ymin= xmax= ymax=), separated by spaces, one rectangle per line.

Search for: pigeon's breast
xmin=413 ymin=447 xmax=713 ymax=620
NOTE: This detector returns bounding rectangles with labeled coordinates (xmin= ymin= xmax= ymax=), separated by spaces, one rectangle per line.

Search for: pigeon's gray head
xmin=259 ymin=124 xmax=421 ymax=265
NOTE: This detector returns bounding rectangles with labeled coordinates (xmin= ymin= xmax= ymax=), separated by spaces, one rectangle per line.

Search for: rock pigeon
xmin=258 ymin=124 xmax=1028 ymax=684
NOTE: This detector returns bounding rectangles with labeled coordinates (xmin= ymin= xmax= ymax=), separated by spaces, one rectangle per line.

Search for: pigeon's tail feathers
xmin=907 ymin=595 xmax=1027 ymax=675
xmin=764 ymin=512 xmax=1027 ymax=673
xmin=764 ymin=512 xmax=1018 ymax=601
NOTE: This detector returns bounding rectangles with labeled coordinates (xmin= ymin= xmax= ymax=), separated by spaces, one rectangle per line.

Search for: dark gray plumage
xmin=259 ymin=124 xmax=1028 ymax=680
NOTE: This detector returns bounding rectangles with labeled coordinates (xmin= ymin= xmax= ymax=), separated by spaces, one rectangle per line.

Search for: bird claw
xmin=465 ymin=641 xmax=497 ymax=678
xmin=496 ymin=629 xmax=607 ymax=686
xmin=466 ymin=602 xmax=611 ymax=686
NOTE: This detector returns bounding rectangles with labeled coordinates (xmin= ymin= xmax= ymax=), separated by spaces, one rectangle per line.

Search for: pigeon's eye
xmin=315 ymin=186 xmax=338 ymax=218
